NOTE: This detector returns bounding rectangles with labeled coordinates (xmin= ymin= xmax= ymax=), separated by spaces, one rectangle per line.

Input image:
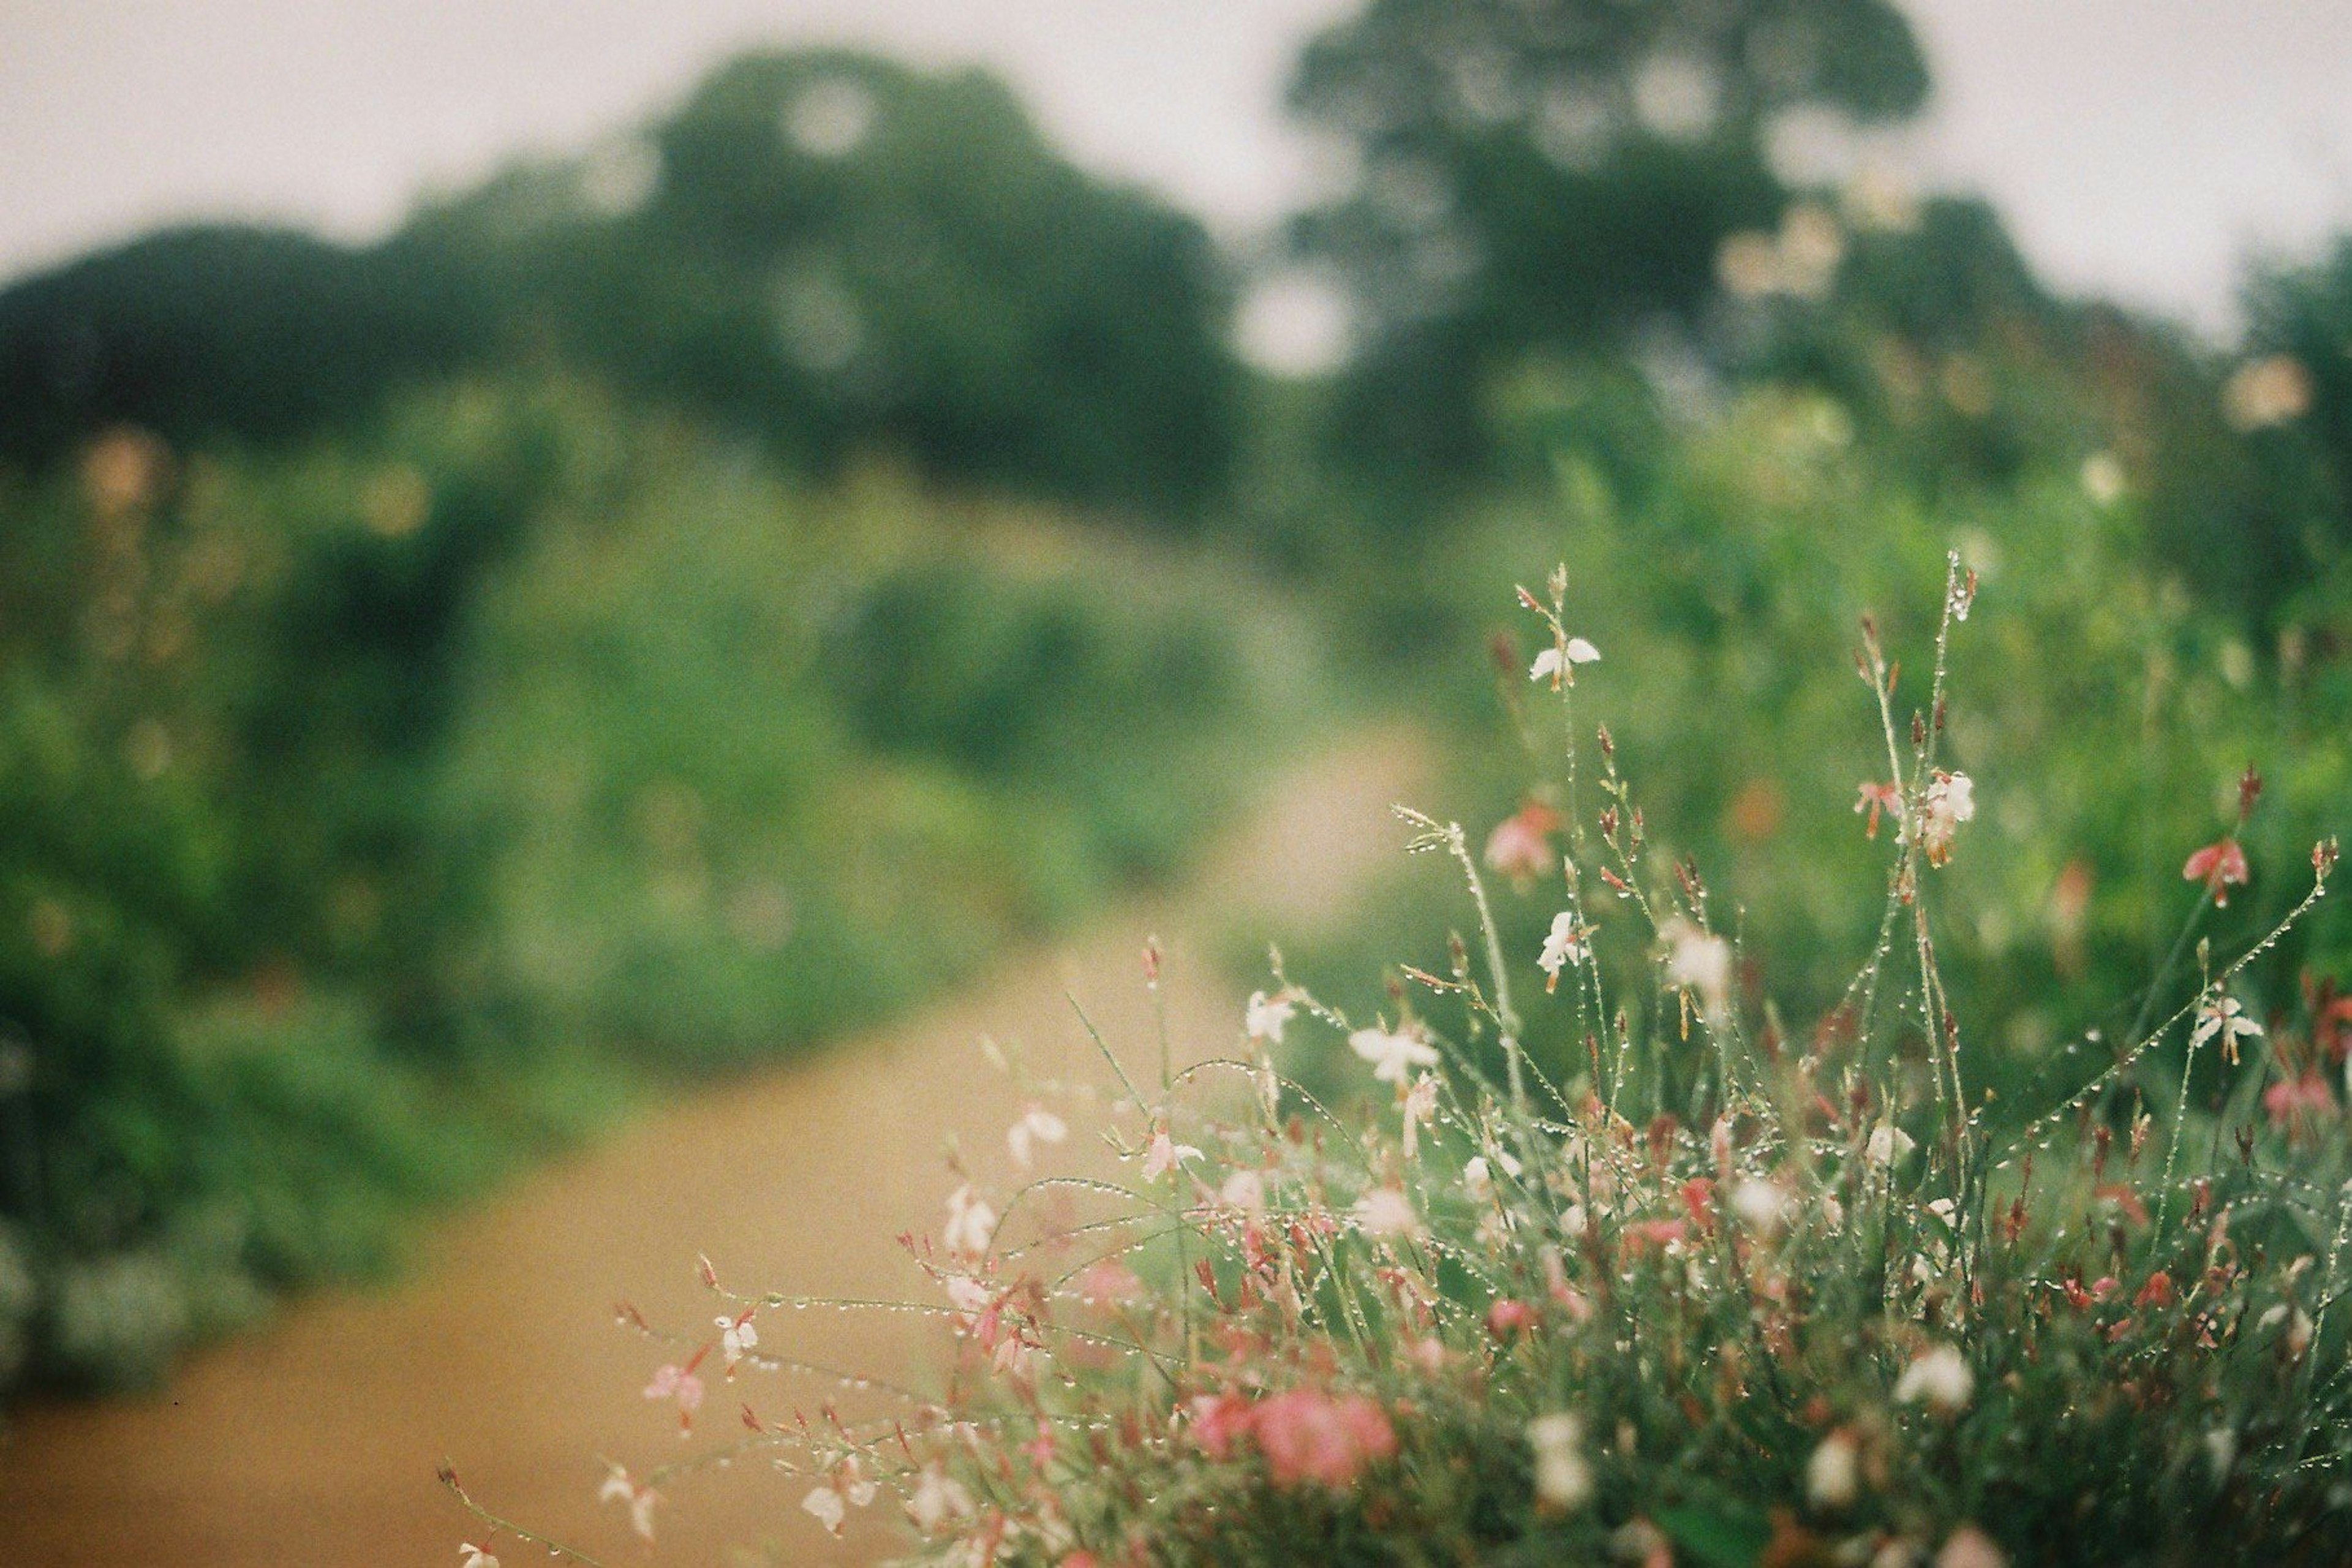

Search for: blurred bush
xmin=0 ymin=380 xmax=1313 ymax=1393
xmin=1266 ymin=374 xmax=2349 ymax=1123
xmin=449 ymin=421 xmax=1318 ymax=1066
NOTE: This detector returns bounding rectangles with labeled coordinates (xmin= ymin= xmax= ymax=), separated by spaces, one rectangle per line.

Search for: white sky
xmin=3 ymin=0 xmax=2350 ymax=347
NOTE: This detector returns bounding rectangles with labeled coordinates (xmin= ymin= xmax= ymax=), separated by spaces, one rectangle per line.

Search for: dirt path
xmin=0 ymin=729 xmax=1430 ymax=1567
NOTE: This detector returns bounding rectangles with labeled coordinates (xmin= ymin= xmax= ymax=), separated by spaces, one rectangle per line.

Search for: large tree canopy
xmin=1286 ymin=0 xmax=1931 ymax=480
xmin=0 ymin=227 xmax=472 ymax=464
xmin=402 ymin=50 xmax=1243 ymax=518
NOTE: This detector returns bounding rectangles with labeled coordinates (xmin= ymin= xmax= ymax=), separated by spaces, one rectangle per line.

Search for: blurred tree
xmin=2233 ymin=241 xmax=2352 ymax=604
xmin=0 ymin=226 xmax=475 ymax=464
xmin=2245 ymin=238 xmax=2352 ymax=507
xmin=401 ymin=50 xmax=1243 ymax=518
xmin=0 ymin=51 xmax=1242 ymax=522
xmin=1286 ymin=0 xmax=1930 ymax=484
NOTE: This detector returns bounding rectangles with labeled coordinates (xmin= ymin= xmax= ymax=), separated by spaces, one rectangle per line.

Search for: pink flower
xmin=2264 ymin=1071 xmax=2336 ymax=1134
xmin=2308 ymin=976 xmax=2352 ymax=1061
xmin=1483 ymin=802 xmax=1562 ymax=884
xmin=1854 ymin=780 xmax=1902 ymax=840
xmin=1188 ymin=1390 xmax=1256 ymax=1460
xmin=1623 ymin=1218 xmax=1687 ymax=1256
xmin=1486 ymin=1297 xmax=1537 ymax=1338
xmin=1075 ymin=1258 xmax=1144 ymax=1307
xmin=459 ymin=1544 xmax=499 ymax=1568
xmin=1141 ymin=1125 xmax=1202 ymax=1182
xmin=1251 ymin=1389 xmax=1398 ymax=1489
xmin=2184 ymin=837 xmax=2250 ymax=905
xmin=643 ymin=1362 xmax=704 ymax=1432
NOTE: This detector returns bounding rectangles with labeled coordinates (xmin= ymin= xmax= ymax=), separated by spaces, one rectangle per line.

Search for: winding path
xmin=0 ymin=730 xmax=1428 ymax=1567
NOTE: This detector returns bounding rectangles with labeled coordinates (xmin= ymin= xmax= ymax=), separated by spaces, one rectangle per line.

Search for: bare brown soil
xmin=0 ymin=730 xmax=1428 ymax=1567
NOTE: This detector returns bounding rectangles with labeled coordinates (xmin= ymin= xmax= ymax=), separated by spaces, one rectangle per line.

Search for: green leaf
xmin=1655 ymin=1504 xmax=1771 ymax=1568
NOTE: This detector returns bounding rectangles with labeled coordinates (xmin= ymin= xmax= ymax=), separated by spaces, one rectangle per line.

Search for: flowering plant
xmin=452 ymin=556 xmax=2349 ymax=1566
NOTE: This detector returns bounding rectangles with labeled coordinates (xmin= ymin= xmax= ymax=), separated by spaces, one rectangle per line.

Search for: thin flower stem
xmin=439 ymin=1465 xmax=608 ymax=1568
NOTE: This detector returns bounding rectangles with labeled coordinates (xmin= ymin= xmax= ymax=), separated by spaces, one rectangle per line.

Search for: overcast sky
xmin=4 ymin=0 xmax=2350 ymax=343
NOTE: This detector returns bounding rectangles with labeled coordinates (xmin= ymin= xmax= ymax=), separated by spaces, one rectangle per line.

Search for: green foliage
xmin=399 ymin=49 xmax=1243 ymax=518
xmin=1268 ymin=379 xmax=2349 ymax=1127
xmin=636 ymin=568 xmax=2351 ymax=1568
xmin=449 ymin=428 xmax=1316 ymax=1066
xmin=1287 ymin=0 xmax=1929 ymax=482
xmin=0 ymin=50 xmax=1242 ymax=522
xmin=0 ymin=225 xmax=472 ymax=464
xmin=0 ymin=380 xmax=1310 ymax=1394
xmin=1736 ymin=197 xmax=2346 ymax=629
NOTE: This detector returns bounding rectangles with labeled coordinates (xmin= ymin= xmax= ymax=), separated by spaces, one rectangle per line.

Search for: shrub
xmin=0 ymin=383 xmax=1313 ymax=1398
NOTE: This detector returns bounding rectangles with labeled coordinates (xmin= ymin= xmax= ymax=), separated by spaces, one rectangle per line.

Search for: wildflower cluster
xmin=453 ymin=557 xmax=2348 ymax=1567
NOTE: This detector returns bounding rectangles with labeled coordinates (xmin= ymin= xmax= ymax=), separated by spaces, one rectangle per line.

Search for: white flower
xmin=2190 ymin=993 xmax=2263 ymax=1054
xmin=1352 ymin=1186 xmax=1421 ymax=1240
xmin=1806 ymin=1430 xmax=1860 ymax=1509
xmin=1141 ymin=1126 xmax=1202 ymax=1182
xmin=1865 ymin=1123 xmax=1917 ymax=1167
xmin=1936 ymin=1526 xmax=2008 ymax=1568
xmin=1219 ymin=1169 xmax=1266 ymax=1214
xmin=1527 ymin=1412 xmax=1593 ymax=1509
xmin=1660 ymin=918 xmax=1733 ymax=1022
xmin=809 ymin=1457 xmax=884 ymax=1523
xmin=459 ymin=1545 xmax=499 ymax=1568
xmin=1463 ymin=1155 xmax=1494 ymax=1204
xmin=943 ymin=1273 xmax=995 ymax=1325
xmin=802 ymin=1485 xmax=847 ymax=1536
xmin=943 ymin=1184 xmax=997 ymax=1259
xmin=1401 ymin=1072 xmax=1439 ymax=1159
xmin=908 ymin=1463 xmax=975 ymax=1532
xmin=1894 ymin=1343 xmax=1973 ymax=1412
xmin=1917 ymin=771 xmax=1976 ymax=867
xmin=1537 ymin=911 xmax=1590 ymax=990
xmin=717 ymin=1311 xmax=758 ymax=1367
xmin=600 ymin=1464 xmax=657 ymax=1542
xmin=1245 ymin=989 xmax=1295 ymax=1043
xmin=1730 ymin=1177 xmax=1790 ymax=1232
xmin=2285 ymin=1305 xmax=2316 ymax=1358
xmin=2204 ymin=1426 xmax=2237 ymax=1480
xmin=1006 ymin=1104 xmax=1068 ymax=1168
xmin=1529 ymin=638 xmax=1601 ymax=687
xmin=1349 ymin=1023 xmax=1439 ymax=1085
